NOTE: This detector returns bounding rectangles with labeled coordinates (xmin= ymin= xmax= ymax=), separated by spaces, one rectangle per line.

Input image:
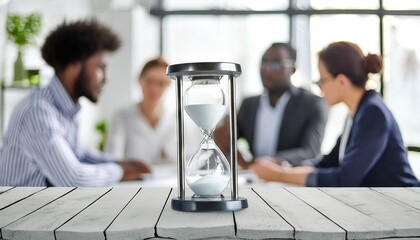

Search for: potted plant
xmin=6 ymin=13 xmax=41 ymax=85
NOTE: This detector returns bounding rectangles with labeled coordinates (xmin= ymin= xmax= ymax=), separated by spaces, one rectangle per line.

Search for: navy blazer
xmin=237 ymin=86 xmax=328 ymax=166
xmin=314 ymin=90 xmax=420 ymax=187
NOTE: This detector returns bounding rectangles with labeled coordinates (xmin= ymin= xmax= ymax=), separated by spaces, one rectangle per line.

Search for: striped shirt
xmin=0 ymin=77 xmax=123 ymax=187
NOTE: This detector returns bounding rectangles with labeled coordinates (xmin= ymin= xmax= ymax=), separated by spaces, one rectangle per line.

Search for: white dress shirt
xmin=253 ymin=90 xmax=291 ymax=157
xmin=106 ymin=104 xmax=177 ymax=164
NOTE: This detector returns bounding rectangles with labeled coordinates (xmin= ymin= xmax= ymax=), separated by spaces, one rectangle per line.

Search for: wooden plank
xmin=409 ymin=187 xmax=420 ymax=194
xmin=0 ymin=188 xmax=73 ymax=238
xmin=288 ymin=187 xmax=393 ymax=239
xmin=379 ymin=238 xmax=420 ymax=240
xmin=2 ymin=187 xmax=111 ymax=240
xmin=0 ymin=187 xmax=13 ymax=194
xmin=322 ymin=188 xmax=420 ymax=238
xmin=0 ymin=187 xmax=44 ymax=210
xmin=56 ymin=187 xmax=140 ymax=240
xmin=106 ymin=188 xmax=171 ymax=240
xmin=156 ymin=189 xmax=235 ymax=239
xmin=234 ymin=188 xmax=293 ymax=239
xmin=373 ymin=188 xmax=420 ymax=211
xmin=254 ymin=187 xmax=345 ymax=240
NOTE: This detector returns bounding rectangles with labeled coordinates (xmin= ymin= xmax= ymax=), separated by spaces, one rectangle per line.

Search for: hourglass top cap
xmin=166 ymin=62 xmax=242 ymax=79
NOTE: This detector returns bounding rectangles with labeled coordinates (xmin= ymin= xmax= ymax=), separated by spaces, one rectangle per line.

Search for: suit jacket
xmin=314 ymin=90 xmax=420 ymax=187
xmin=237 ymin=86 xmax=328 ymax=166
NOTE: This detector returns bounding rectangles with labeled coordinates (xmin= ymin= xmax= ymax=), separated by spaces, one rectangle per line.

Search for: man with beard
xmin=216 ymin=43 xmax=328 ymax=169
xmin=0 ymin=19 xmax=150 ymax=187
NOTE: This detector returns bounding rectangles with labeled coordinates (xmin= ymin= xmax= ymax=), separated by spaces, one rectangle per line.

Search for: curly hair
xmin=41 ymin=19 xmax=121 ymax=73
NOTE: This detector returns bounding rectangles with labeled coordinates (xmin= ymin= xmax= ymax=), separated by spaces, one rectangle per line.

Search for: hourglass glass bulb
xmin=186 ymin=138 xmax=230 ymax=197
xmin=184 ymin=76 xmax=227 ymax=135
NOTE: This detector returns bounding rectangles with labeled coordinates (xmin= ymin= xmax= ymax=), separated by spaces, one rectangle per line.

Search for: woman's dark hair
xmin=139 ymin=57 xmax=169 ymax=79
xmin=318 ymin=41 xmax=382 ymax=88
xmin=41 ymin=19 xmax=121 ymax=73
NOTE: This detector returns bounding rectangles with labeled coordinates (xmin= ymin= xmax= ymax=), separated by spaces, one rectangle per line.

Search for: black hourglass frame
xmin=167 ymin=62 xmax=248 ymax=212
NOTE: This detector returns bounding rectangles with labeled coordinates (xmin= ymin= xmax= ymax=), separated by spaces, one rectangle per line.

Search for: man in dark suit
xmin=216 ymin=43 xmax=328 ymax=168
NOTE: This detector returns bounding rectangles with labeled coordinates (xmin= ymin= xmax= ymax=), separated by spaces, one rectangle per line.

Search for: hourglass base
xmin=172 ymin=196 xmax=248 ymax=212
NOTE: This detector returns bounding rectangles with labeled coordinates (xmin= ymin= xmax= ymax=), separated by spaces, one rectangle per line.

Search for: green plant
xmin=6 ymin=13 xmax=42 ymax=48
xmin=6 ymin=13 xmax=42 ymax=84
xmin=95 ymin=120 xmax=107 ymax=151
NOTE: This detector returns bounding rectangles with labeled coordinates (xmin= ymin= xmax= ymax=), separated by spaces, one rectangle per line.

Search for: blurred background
xmin=1 ymin=0 xmax=420 ymax=177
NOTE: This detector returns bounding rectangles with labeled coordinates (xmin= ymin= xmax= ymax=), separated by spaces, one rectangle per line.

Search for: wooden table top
xmin=0 ymin=186 xmax=420 ymax=240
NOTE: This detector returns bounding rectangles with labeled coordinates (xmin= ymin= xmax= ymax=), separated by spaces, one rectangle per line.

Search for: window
xmin=383 ymin=0 xmax=420 ymax=10
xmin=163 ymin=0 xmax=288 ymax=11
xmin=383 ymin=16 xmax=420 ymax=147
xmin=156 ymin=0 xmax=420 ymax=154
xmin=310 ymin=0 xmax=378 ymax=9
xmin=163 ymin=14 xmax=289 ymax=98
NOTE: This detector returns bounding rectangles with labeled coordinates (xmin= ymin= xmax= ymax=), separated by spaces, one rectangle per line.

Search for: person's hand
xmin=123 ymin=159 xmax=152 ymax=173
xmin=248 ymin=157 xmax=286 ymax=182
xmin=117 ymin=160 xmax=151 ymax=181
xmin=255 ymin=156 xmax=290 ymax=168
xmin=237 ymin=153 xmax=252 ymax=169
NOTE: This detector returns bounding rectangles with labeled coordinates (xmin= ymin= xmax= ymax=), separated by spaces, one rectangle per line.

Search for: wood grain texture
xmin=0 ymin=187 xmax=44 ymax=210
xmin=290 ymin=187 xmax=393 ymax=239
xmin=1 ymin=187 xmax=420 ymax=240
xmin=235 ymin=188 xmax=293 ymax=239
xmin=106 ymin=188 xmax=171 ymax=240
xmin=56 ymin=187 xmax=140 ymax=240
xmin=322 ymin=188 xmax=420 ymax=238
xmin=409 ymin=187 xmax=420 ymax=194
xmin=373 ymin=188 xmax=420 ymax=211
xmin=376 ymin=238 xmax=420 ymax=240
xmin=0 ymin=187 xmax=12 ymax=194
xmin=156 ymin=189 xmax=235 ymax=239
xmin=254 ymin=187 xmax=345 ymax=240
xmin=0 ymin=188 xmax=73 ymax=238
xmin=2 ymin=187 xmax=110 ymax=240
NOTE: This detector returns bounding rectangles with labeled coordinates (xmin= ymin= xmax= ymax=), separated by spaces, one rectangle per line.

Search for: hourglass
xmin=184 ymin=75 xmax=230 ymax=197
xmin=167 ymin=62 xmax=248 ymax=212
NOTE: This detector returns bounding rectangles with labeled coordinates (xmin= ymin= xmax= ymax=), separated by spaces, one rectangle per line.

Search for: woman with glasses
xmin=249 ymin=41 xmax=420 ymax=187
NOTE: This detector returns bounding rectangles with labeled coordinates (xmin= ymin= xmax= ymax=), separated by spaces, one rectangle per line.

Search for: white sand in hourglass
xmin=185 ymin=102 xmax=229 ymax=196
xmin=189 ymin=174 xmax=230 ymax=196
xmin=185 ymin=103 xmax=227 ymax=132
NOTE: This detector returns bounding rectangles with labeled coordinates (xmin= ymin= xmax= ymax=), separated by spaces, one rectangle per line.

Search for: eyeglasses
xmin=142 ymin=77 xmax=169 ymax=88
xmin=314 ymin=76 xmax=335 ymax=88
xmin=261 ymin=60 xmax=294 ymax=71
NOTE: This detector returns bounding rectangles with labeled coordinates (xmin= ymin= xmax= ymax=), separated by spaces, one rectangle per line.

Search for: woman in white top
xmin=106 ymin=58 xmax=177 ymax=168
